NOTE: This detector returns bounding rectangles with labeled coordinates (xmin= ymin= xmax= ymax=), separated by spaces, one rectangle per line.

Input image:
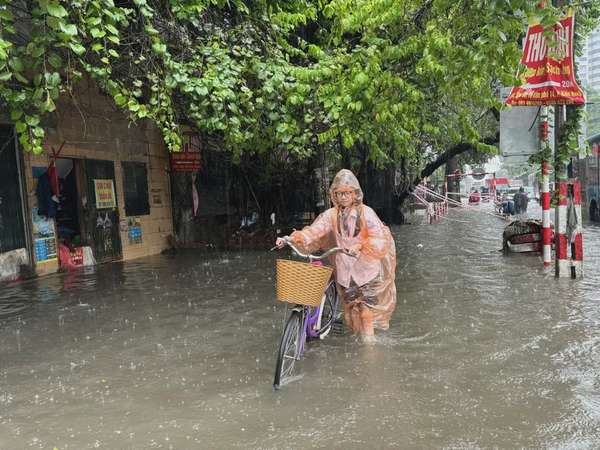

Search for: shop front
xmin=18 ymin=80 xmax=174 ymax=276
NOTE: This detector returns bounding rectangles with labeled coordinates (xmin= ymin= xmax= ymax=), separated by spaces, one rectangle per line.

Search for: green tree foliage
xmin=0 ymin=0 xmax=316 ymax=155
xmin=0 ymin=0 xmax=598 ymax=170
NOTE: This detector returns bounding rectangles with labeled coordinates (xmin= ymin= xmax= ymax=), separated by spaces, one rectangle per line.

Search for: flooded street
xmin=1 ymin=206 xmax=600 ymax=449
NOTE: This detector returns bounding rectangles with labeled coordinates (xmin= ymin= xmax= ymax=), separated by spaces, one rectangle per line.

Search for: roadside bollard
xmin=541 ymin=161 xmax=552 ymax=267
xmin=556 ymin=181 xmax=569 ymax=277
xmin=570 ymin=180 xmax=583 ymax=278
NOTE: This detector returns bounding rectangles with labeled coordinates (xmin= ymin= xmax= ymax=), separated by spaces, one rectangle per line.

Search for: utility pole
xmin=552 ymin=0 xmax=583 ymax=278
xmin=506 ymin=0 xmax=584 ymax=276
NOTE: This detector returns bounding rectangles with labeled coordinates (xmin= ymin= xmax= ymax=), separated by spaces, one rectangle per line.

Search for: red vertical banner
xmin=170 ymin=131 xmax=202 ymax=172
xmin=506 ymin=8 xmax=584 ymax=106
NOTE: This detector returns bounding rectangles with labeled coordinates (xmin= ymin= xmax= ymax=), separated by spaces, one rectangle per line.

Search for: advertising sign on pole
xmin=505 ymin=8 xmax=584 ymax=106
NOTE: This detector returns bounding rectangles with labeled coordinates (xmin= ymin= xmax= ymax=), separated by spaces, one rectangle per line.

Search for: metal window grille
xmin=121 ymin=162 xmax=150 ymax=216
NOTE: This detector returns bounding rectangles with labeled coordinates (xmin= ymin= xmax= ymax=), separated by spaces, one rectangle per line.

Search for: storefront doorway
xmin=52 ymin=158 xmax=122 ymax=264
xmin=82 ymin=159 xmax=122 ymax=262
xmin=54 ymin=159 xmax=81 ymax=247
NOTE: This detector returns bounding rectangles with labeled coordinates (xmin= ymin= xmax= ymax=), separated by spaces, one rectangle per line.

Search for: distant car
xmin=468 ymin=191 xmax=481 ymax=204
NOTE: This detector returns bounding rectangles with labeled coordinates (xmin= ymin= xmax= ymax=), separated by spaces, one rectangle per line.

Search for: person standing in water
xmin=276 ymin=169 xmax=397 ymax=343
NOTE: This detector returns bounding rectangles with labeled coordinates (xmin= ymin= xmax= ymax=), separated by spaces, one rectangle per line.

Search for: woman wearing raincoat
xmin=276 ymin=169 xmax=397 ymax=341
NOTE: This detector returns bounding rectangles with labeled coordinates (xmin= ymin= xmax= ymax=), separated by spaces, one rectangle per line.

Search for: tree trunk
xmin=445 ymin=156 xmax=461 ymax=204
xmin=382 ymin=166 xmax=396 ymax=223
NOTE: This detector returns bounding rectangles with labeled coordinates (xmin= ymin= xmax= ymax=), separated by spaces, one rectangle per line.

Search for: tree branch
xmin=397 ymin=132 xmax=499 ymax=204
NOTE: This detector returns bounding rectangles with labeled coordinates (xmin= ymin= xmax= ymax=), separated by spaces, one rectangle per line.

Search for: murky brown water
xmin=1 ymin=204 xmax=600 ymax=449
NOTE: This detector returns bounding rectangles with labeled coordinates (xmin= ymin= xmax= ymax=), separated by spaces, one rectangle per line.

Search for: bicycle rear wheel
xmin=273 ymin=310 xmax=302 ymax=390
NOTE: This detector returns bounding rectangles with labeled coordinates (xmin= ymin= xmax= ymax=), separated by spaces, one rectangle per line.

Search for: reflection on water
xmin=1 ymin=205 xmax=600 ymax=448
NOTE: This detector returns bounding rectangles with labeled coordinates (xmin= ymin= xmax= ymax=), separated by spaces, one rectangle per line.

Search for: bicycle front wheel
xmin=273 ymin=310 xmax=302 ymax=390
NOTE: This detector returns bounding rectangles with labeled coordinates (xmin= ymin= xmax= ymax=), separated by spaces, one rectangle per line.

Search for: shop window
xmin=122 ymin=162 xmax=150 ymax=216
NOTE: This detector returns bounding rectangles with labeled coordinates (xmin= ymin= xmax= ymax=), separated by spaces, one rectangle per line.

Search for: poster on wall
xmin=32 ymin=207 xmax=57 ymax=263
xmin=94 ymin=179 xmax=116 ymax=209
xmin=128 ymin=217 xmax=143 ymax=245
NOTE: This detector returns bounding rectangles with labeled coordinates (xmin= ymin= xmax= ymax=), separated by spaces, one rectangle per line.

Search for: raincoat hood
xmin=329 ymin=169 xmax=364 ymax=207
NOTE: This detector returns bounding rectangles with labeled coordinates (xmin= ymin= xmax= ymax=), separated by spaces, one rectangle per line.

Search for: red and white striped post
xmin=555 ymin=181 xmax=569 ymax=277
xmin=541 ymin=162 xmax=552 ymax=267
xmin=539 ymin=107 xmax=552 ymax=267
xmin=570 ymin=180 xmax=583 ymax=278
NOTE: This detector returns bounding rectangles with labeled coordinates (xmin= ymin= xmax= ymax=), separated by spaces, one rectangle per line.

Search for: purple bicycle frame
xmin=297 ymin=281 xmax=335 ymax=354
xmin=298 ymin=306 xmax=320 ymax=354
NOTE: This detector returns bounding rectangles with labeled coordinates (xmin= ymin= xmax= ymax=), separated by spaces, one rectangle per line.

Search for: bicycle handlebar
xmin=272 ymin=237 xmax=354 ymax=260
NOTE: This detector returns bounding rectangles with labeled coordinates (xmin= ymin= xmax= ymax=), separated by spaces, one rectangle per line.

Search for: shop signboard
xmin=93 ymin=179 xmax=116 ymax=209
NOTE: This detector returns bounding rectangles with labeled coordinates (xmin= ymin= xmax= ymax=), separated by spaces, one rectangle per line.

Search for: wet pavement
xmin=1 ymin=204 xmax=600 ymax=449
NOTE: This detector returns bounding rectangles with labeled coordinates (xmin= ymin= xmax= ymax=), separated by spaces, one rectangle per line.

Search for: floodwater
xmin=1 ymin=205 xmax=600 ymax=449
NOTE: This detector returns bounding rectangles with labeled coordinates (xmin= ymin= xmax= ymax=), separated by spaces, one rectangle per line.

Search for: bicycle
xmin=272 ymin=238 xmax=347 ymax=390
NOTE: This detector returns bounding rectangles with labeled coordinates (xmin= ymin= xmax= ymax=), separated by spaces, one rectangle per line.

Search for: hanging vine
xmin=0 ymin=0 xmax=598 ymax=171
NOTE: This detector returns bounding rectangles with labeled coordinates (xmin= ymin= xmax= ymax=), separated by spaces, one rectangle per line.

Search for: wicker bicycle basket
xmin=276 ymin=259 xmax=333 ymax=307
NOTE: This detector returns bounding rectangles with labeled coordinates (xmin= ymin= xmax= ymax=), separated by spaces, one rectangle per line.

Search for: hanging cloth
xmin=47 ymin=162 xmax=59 ymax=197
xmin=191 ymin=174 xmax=199 ymax=216
xmin=48 ymin=142 xmax=65 ymax=197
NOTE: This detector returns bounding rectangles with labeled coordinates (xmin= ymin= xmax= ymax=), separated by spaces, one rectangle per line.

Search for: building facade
xmin=577 ymin=133 xmax=600 ymax=223
xmin=578 ymin=25 xmax=600 ymax=90
xmin=0 ymin=79 xmax=174 ymax=281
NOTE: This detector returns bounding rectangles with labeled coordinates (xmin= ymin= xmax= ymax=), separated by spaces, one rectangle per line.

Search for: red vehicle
xmin=468 ymin=190 xmax=481 ymax=204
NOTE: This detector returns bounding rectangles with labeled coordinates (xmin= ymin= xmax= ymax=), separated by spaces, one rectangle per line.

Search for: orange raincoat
xmin=289 ymin=169 xmax=397 ymax=335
